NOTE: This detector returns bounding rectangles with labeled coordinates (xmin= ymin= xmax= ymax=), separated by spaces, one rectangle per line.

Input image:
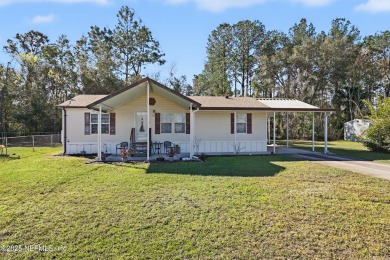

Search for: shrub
xmin=363 ymin=98 xmax=390 ymax=153
xmin=199 ymin=152 xmax=206 ymax=162
xmin=362 ymin=140 xmax=390 ymax=153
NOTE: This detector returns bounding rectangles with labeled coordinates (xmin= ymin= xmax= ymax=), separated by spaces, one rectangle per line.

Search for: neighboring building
xmin=57 ymin=78 xmax=333 ymax=160
xmin=344 ymin=119 xmax=371 ymax=141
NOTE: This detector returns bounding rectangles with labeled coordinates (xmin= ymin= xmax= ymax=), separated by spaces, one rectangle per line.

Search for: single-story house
xmin=344 ymin=119 xmax=371 ymax=141
xmin=57 ymin=78 xmax=334 ymax=160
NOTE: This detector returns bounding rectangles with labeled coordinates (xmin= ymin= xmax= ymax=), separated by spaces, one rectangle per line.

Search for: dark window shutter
xmin=231 ymin=113 xmax=234 ymax=134
xmin=110 ymin=113 xmax=116 ymax=135
xmin=84 ymin=112 xmax=90 ymax=135
xmin=186 ymin=113 xmax=190 ymax=134
xmin=247 ymin=113 xmax=252 ymax=134
xmin=155 ymin=113 xmax=160 ymax=134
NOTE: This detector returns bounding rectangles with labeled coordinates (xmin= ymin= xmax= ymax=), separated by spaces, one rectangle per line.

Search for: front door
xmin=135 ymin=112 xmax=147 ymax=142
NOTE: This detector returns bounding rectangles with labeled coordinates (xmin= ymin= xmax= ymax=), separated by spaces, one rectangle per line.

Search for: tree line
xmin=194 ymin=18 xmax=389 ymax=139
xmin=0 ymin=6 xmax=165 ymax=134
xmin=0 ymin=8 xmax=389 ymax=141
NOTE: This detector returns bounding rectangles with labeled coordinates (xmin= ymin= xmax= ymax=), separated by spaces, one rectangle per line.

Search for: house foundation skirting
xmin=64 ymin=140 xmax=268 ymax=155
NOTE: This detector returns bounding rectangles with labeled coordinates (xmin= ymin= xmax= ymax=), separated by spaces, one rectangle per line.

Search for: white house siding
xmin=194 ymin=111 xmax=268 ymax=154
xmin=63 ymin=93 xmax=268 ymax=155
xmin=64 ymin=92 xmax=191 ymax=154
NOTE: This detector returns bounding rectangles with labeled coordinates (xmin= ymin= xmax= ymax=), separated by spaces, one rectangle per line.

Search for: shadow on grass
xmin=286 ymin=140 xmax=390 ymax=162
xmin=327 ymin=147 xmax=390 ymax=162
xmin=147 ymin=155 xmax=293 ymax=177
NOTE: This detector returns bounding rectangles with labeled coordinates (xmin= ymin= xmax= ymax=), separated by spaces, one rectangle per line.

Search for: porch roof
xmin=86 ymin=78 xmax=201 ymax=112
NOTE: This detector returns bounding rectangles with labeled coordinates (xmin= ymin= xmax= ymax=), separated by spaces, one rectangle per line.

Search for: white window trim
xmin=91 ymin=113 xmax=110 ymax=135
xmin=236 ymin=113 xmax=247 ymax=134
xmin=160 ymin=113 xmax=186 ymax=134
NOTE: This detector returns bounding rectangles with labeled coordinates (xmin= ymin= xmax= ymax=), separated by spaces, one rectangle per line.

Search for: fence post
xmin=51 ymin=134 xmax=53 ymax=148
xmin=5 ymin=137 xmax=7 ymax=156
xmin=32 ymin=135 xmax=35 ymax=151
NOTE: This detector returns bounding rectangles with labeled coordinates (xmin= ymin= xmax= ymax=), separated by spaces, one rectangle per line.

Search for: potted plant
xmin=167 ymin=147 xmax=176 ymax=161
xmin=128 ymin=148 xmax=136 ymax=157
xmin=120 ymin=148 xmax=128 ymax=162
xmin=175 ymin=144 xmax=180 ymax=154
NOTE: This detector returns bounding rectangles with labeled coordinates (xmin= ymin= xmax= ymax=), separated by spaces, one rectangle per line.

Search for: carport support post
xmin=286 ymin=112 xmax=289 ymax=148
xmin=146 ymin=81 xmax=150 ymax=161
xmin=97 ymin=105 xmax=102 ymax=161
xmin=312 ymin=112 xmax=315 ymax=152
xmin=273 ymin=112 xmax=276 ymax=154
xmin=324 ymin=112 xmax=328 ymax=154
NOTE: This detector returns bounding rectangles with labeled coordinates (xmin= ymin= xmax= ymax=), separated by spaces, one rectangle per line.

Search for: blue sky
xmin=0 ymin=0 xmax=389 ymax=83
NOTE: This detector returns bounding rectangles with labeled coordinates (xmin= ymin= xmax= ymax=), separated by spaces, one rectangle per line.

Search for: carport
xmin=257 ymin=99 xmax=335 ymax=154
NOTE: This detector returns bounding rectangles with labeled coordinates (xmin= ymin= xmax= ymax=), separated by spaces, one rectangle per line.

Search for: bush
xmin=362 ymin=140 xmax=390 ymax=153
xmin=199 ymin=153 xmax=206 ymax=162
xmin=363 ymin=98 xmax=390 ymax=153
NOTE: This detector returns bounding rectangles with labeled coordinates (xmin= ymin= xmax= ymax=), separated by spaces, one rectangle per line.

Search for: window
xmin=161 ymin=114 xmax=172 ymax=133
xmin=91 ymin=114 xmax=110 ymax=134
xmin=236 ymin=114 xmax=247 ymax=133
xmin=161 ymin=113 xmax=185 ymax=133
xmin=174 ymin=114 xmax=185 ymax=133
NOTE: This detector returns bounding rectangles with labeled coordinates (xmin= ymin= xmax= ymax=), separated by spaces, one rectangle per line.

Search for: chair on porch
xmin=163 ymin=141 xmax=174 ymax=154
xmin=116 ymin=142 xmax=128 ymax=155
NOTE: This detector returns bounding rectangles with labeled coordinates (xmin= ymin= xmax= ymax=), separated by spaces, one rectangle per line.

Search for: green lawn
xmin=279 ymin=140 xmax=390 ymax=163
xmin=1 ymin=147 xmax=389 ymax=259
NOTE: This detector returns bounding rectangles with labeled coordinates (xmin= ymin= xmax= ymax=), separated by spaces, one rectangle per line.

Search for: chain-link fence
xmin=0 ymin=134 xmax=61 ymax=148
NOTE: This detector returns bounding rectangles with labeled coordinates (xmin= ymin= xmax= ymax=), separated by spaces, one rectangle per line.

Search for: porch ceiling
xmin=87 ymin=78 xmax=200 ymax=112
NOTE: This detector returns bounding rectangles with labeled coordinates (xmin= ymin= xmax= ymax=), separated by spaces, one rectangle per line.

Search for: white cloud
xmin=0 ymin=0 xmax=111 ymax=6
xmin=164 ymin=0 xmax=267 ymax=12
xmin=164 ymin=0 xmax=334 ymax=12
xmin=31 ymin=14 xmax=56 ymax=24
xmin=291 ymin=0 xmax=333 ymax=7
xmin=354 ymin=0 xmax=390 ymax=12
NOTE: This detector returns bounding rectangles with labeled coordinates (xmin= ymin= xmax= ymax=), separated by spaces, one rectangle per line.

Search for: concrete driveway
xmin=268 ymin=145 xmax=390 ymax=181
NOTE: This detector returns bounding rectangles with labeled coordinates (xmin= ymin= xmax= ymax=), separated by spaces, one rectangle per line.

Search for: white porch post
xmin=267 ymin=114 xmax=271 ymax=144
xmin=234 ymin=111 xmax=237 ymax=144
xmin=146 ymin=81 xmax=150 ymax=161
xmin=286 ymin=112 xmax=289 ymax=148
xmin=312 ymin=112 xmax=315 ymax=152
xmin=190 ymin=103 xmax=193 ymax=158
xmin=273 ymin=111 xmax=276 ymax=154
xmin=97 ymin=105 xmax=102 ymax=161
xmin=324 ymin=112 xmax=328 ymax=154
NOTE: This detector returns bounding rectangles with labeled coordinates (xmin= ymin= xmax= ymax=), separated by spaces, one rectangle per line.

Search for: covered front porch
xmin=86 ymin=78 xmax=201 ymax=161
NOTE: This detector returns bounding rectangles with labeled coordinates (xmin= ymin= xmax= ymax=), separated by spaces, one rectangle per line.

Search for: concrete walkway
xmin=269 ymin=145 xmax=390 ymax=181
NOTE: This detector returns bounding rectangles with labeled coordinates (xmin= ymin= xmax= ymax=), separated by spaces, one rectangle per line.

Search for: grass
xmin=0 ymin=147 xmax=389 ymax=259
xmin=279 ymin=140 xmax=390 ymax=163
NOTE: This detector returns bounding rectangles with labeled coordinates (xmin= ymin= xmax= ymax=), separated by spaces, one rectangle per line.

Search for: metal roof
xmin=256 ymin=98 xmax=331 ymax=112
